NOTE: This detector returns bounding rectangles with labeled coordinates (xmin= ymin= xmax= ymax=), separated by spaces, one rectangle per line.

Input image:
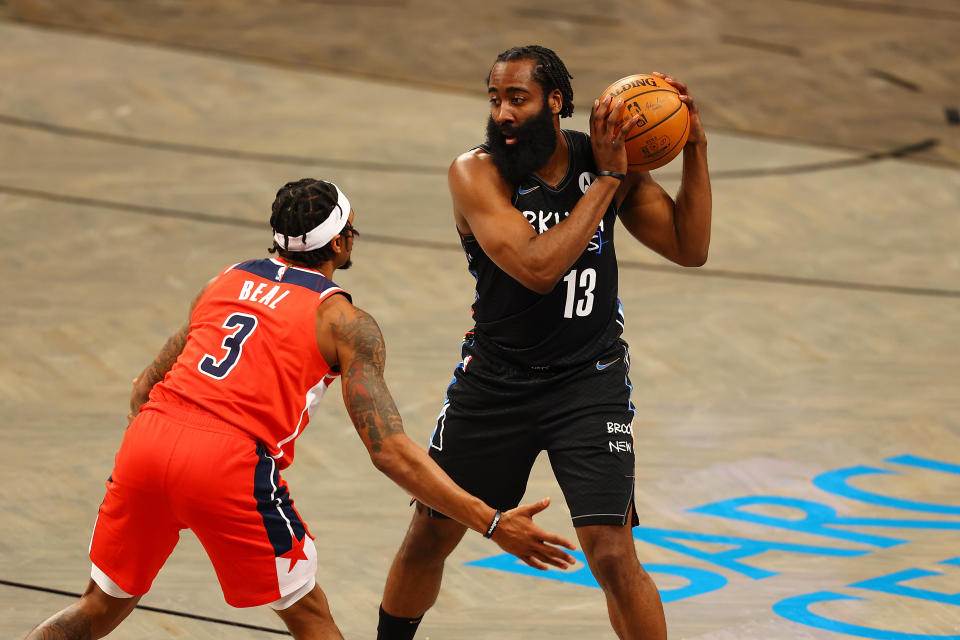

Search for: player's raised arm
xmin=617 ymin=73 xmax=712 ymax=267
xmin=317 ymin=294 xmax=576 ymax=569
xmin=452 ymin=96 xmax=639 ymax=295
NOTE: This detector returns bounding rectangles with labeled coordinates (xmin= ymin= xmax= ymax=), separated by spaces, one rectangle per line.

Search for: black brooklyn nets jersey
xmin=460 ymin=129 xmax=624 ymax=368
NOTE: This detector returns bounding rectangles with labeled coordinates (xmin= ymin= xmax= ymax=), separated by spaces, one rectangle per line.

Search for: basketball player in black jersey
xmin=377 ymin=46 xmax=711 ymax=640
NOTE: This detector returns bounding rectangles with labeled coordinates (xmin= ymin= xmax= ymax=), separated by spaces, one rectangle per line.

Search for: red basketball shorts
xmin=89 ymin=403 xmax=316 ymax=608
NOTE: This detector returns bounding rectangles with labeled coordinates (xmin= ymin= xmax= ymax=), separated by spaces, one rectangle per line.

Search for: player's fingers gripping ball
xmin=599 ymin=74 xmax=689 ymax=171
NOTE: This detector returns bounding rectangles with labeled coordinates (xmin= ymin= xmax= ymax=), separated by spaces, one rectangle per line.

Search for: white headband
xmin=273 ymin=182 xmax=352 ymax=252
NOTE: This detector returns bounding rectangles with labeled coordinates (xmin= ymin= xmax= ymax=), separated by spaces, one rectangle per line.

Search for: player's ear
xmin=549 ymin=89 xmax=563 ymax=116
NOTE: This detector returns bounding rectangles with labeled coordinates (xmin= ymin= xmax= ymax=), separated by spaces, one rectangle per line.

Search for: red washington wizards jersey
xmin=146 ymin=258 xmax=350 ymax=469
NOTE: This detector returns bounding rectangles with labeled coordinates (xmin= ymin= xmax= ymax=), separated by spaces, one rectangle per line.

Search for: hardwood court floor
xmin=1 ymin=3 xmax=958 ymax=639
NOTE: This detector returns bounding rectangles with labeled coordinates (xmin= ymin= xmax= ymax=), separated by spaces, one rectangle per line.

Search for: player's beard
xmin=485 ymin=101 xmax=557 ymax=185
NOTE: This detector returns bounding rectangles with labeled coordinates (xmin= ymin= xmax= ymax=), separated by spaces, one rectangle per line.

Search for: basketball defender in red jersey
xmin=24 ymin=179 xmax=575 ymax=640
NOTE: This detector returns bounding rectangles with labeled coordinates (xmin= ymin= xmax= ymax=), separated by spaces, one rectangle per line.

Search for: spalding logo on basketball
xmin=599 ymin=74 xmax=689 ymax=171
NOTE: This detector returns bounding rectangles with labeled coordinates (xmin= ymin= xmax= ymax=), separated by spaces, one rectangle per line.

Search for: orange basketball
xmin=599 ymin=74 xmax=689 ymax=171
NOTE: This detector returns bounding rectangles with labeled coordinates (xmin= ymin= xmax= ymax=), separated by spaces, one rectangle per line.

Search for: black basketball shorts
xmin=426 ymin=334 xmax=638 ymax=527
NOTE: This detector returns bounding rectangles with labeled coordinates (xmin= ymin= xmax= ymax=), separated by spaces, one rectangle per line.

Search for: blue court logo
xmin=466 ymin=454 xmax=960 ymax=639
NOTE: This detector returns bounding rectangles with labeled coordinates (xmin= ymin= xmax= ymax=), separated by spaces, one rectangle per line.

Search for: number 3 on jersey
xmin=198 ymin=313 xmax=258 ymax=379
xmin=562 ymin=268 xmax=596 ymax=318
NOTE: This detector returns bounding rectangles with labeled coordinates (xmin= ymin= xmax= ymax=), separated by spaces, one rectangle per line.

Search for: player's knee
xmin=280 ymin=587 xmax=332 ymax=620
xmin=74 ymin=598 xmax=130 ymax=638
xmin=69 ymin=580 xmax=139 ymax=637
xmin=398 ymin=528 xmax=461 ymax=564
xmin=586 ymin=547 xmax=642 ymax=592
xmin=398 ymin=509 xmax=466 ymax=564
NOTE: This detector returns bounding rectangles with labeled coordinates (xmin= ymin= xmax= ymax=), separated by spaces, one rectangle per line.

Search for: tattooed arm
xmin=128 ymin=282 xmax=210 ymax=421
xmin=316 ymin=294 xmax=576 ymax=569
xmin=321 ymin=294 xmax=489 ymax=526
xmin=128 ymin=322 xmax=188 ymax=420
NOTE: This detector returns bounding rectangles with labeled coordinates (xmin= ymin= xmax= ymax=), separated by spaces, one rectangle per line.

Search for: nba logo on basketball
xmin=626 ymin=102 xmax=648 ymax=127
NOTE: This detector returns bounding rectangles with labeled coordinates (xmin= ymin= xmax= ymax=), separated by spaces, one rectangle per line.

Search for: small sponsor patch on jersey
xmin=518 ymin=185 xmax=540 ymax=195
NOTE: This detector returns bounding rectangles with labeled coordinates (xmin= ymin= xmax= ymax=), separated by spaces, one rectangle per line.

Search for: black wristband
xmin=596 ymin=170 xmax=625 ymax=181
xmin=483 ymin=510 xmax=502 ymax=538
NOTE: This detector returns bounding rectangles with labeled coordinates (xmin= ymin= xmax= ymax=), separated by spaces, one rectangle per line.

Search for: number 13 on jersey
xmin=562 ymin=268 xmax=596 ymax=318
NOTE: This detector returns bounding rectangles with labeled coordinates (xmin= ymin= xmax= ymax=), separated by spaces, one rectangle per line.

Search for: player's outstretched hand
xmin=590 ymin=94 xmax=642 ymax=176
xmin=491 ymin=497 xmax=577 ymax=570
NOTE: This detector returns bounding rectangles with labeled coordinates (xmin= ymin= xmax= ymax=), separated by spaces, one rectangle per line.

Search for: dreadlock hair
xmin=268 ymin=178 xmax=341 ymax=269
xmin=489 ymin=45 xmax=575 ymax=118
